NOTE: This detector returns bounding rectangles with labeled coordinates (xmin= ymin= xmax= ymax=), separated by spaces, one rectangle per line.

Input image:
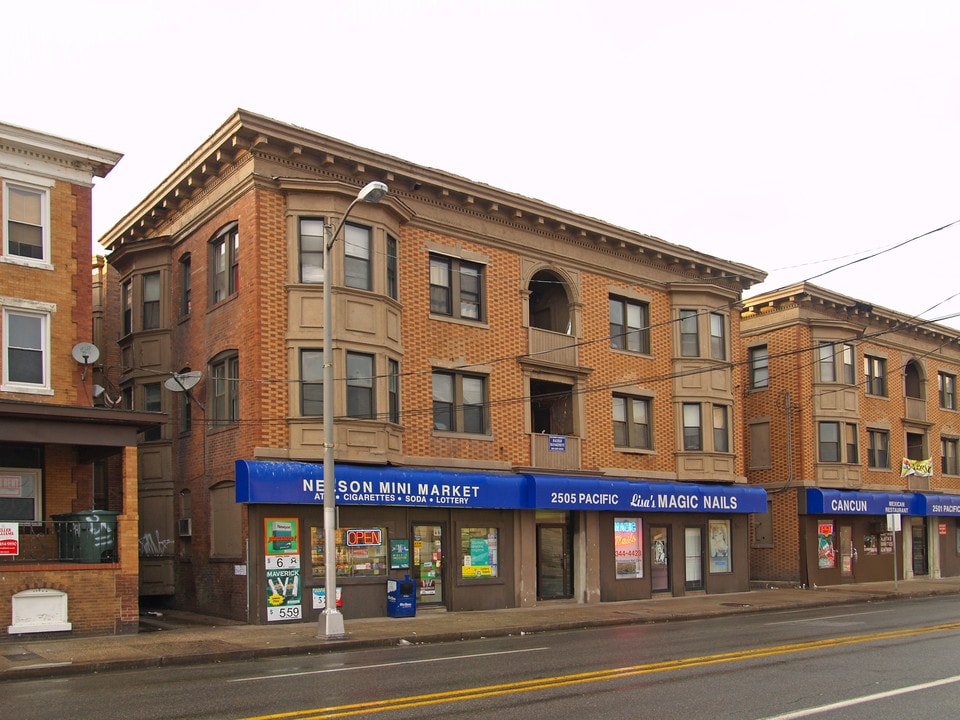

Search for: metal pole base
xmin=319 ymin=609 xmax=347 ymax=640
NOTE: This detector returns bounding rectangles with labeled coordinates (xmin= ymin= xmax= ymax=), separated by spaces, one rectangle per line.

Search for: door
xmin=912 ymin=522 xmax=928 ymax=576
xmin=684 ymin=527 xmax=703 ymax=591
xmin=412 ymin=524 xmax=444 ymax=605
xmin=840 ymin=525 xmax=854 ymax=577
xmin=537 ymin=524 xmax=572 ymax=599
xmin=651 ymin=526 xmax=671 ymax=593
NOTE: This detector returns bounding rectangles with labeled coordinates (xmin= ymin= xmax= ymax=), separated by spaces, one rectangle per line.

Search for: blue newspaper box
xmin=386 ymin=574 xmax=416 ymax=618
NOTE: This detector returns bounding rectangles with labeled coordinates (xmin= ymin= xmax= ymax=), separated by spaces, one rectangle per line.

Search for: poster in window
xmin=818 ymin=522 xmax=836 ymax=568
xmin=614 ymin=518 xmax=643 ymax=579
xmin=390 ymin=538 xmax=410 ymax=569
xmin=264 ymin=518 xmax=299 ymax=556
xmin=863 ymin=534 xmax=878 ymax=555
xmin=708 ymin=519 xmax=731 ymax=573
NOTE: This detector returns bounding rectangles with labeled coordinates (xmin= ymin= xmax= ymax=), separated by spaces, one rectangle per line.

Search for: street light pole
xmin=320 ymin=180 xmax=388 ymax=639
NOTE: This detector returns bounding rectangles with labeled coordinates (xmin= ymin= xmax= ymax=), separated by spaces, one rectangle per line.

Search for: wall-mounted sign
xmin=0 ymin=523 xmax=18 ymax=556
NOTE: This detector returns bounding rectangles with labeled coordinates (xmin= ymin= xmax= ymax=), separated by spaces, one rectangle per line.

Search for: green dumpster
xmin=52 ymin=511 xmax=119 ymax=563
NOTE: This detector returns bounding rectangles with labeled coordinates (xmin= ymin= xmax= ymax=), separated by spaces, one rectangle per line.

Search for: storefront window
xmin=708 ymin=519 xmax=731 ymax=573
xmin=461 ymin=527 xmax=498 ymax=578
xmin=311 ymin=526 xmax=388 ymax=577
xmin=818 ymin=521 xmax=836 ymax=569
xmin=614 ymin=518 xmax=643 ymax=579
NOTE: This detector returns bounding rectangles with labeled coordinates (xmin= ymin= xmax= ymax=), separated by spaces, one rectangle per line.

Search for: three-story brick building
xmin=100 ymin=109 xmax=768 ymax=624
xmin=741 ymin=282 xmax=960 ymax=588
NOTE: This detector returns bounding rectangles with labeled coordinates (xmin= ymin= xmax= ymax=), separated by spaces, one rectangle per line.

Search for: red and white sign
xmin=0 ymin=523 xmax=19 ymax=556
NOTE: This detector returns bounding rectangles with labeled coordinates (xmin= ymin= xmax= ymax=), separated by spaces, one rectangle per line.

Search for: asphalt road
xmin=7 ymin=595 xmax=960 ymax=720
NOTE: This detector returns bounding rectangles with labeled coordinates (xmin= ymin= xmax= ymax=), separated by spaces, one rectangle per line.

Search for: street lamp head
xmin=357 ymin=181 xmax=388 ymax=204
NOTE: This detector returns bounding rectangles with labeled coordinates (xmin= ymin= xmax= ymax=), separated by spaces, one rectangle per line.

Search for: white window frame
xmin=1 ymin=298 xmax=55 ymax=395
xmin=2 ymin=174 xmax=54 ymax=269
xmin=0 ymin=468 xmax=42 ymax=523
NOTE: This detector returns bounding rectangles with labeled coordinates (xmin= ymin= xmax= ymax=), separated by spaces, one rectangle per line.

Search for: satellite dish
xmin=165 ymin=370 xmax=202 ymax=392
xmin=72 ymin=342 xmax=101 ymax=365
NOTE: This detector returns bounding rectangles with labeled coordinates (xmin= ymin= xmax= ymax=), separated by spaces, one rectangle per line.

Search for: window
xmin=388 ymin=358 xmax=400 ymax=424
xmin=749 ymin=345 xmax=769 ymax=389
xmin=943 ymin=437 xmax=959 ymax=476
xmin=311 ymin=525 xmax=389 ymax=578
xmin=343 ymin=223 xmax=371 ymax=290
xmin=613 ymin=394 xmax=651 ymax=449
xmin=300 ymin=349 xmax=323 ymax=416
xmin=179 ymin=254 xmax=192 ymax=316
xmin=682 ymin=403 xmax=702 ymax=450
xmin=868 ymin=429 xmax=889 ymax=469
xmin=609 ymin=297 xmax=650 ymax=354
xmin=299 ymin=217 xmax=325 ymax=283
xmin=346 ymin=351 xmax=374 ymax=419
xmin=0 ymin=468 xmax=41 ymax=522
xmin=3 ymin=180 xmax=49 ymax=263
xmin=143 ymin=382 xmax=162 ymax=441
xmin=142 ymin=272 xmax=160 ymax=330
xmin=819 ymin=421 xmax=858 ymax=463
xmin=386 ymin=235 xmax=398 ymax=300
xmin=940 ymin=372 xmax=957 ymax=410
xmin=749 ymin=421 xmax=771 ymax=469
xmin=210 ymin=482 xmax=242 ymax=557
xmin=614 ymin=518 xmax=643 ymax=579
xmin=710 ymin=312 xmax=726 ymax=360
xmin=708 ymin=519 xmax=731 ymax=573
xmin=461 ymin=527 xmax=499 ymax=578
xmin=2 ymin=307 xmax=49 ymax=391
xmin=713 ymin=405 xmax=730 ymax=452
xmin=864 ymin=355 xmax=887 ymax=396
xmin=679 ymin=310 xmax=699 ymax=357
xmin=819 ymin=422 xmax=840 ymax=462
xmin=818 ymin=342 xmax=855 ymax=384
xmin=433 ymin=371 xmax=487 ymax=434
xmin=121 ymin=279 xmax=132 ymax=335
xmin=210 ymin=352 xmax=239 ymax=426
xmin=210 ymin=222 xmax=239 ymax=303
xmin=179 ymin=391 xmax=192 ymax=433
xmin=429 ymin=254 xmax=485 ymax=321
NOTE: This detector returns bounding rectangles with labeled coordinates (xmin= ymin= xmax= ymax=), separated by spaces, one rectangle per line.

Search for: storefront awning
xmin=527 ymin=475 xmax=766 ymax=513
xmin=914 ymin=494 xmax=960 ymax=517
xmin=802 ymin=488 xmax=919 ymax=516
xmin=236 ymin=461 xmax=767 ymax=513
xmin=235 ymin=460 xmax=530 ymax=509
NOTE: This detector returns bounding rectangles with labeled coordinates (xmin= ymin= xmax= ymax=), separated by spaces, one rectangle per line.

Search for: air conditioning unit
xmin=178 ymin=518 xmax=192 ymax=537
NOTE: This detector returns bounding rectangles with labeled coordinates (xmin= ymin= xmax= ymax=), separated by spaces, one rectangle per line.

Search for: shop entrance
xmin=537 ymin=517 xmax=572 ymax=600
xmin=651 ymin=526 xmax=671 ymax=593
xmin=912 ymin=522 xmax=928 ymax=576
xmin=684 ymin=527 xmax=704 ymax=591
xmin=412 ymin=524 xmax=445 ymax=606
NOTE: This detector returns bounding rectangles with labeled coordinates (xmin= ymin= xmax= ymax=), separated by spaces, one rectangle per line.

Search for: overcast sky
xmin=6 ymin=1 xmax=959 ymax=329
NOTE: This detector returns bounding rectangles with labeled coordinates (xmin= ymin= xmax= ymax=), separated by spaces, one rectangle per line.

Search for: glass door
xmin=412 ymin=524 xmax=444 ymax=605
xmin=537 ymin=524 xmax=572 ymax=599
xmin=684 ymin=527 xmax=703 ymax=591
xmin=912 ymin=522 xmax=928 ymax=576
xmin=651 ymin=526 xmax=671 ymax=593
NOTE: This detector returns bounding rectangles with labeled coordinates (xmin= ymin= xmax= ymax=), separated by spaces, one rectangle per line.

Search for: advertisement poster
xmin=818 ymin=522 xmax=836 ymax=568
xmin=0 ymin=522 xmax=18 ymax=556
xmin=880 ymin=532 xmax=894 ymax=554
xmin=614 ymin=518 xmax=643 ymax=579
xmin=312 ymin=586 xmax=343 ymax=610
xmin=709 ymin=519 xmax=731 ymax=573
xmin=266 ymin=566 xmax=301 ymax=621
xmin=390 ymin=538 xmax=410 ymax=569
xmin=265 ymin=518 xmax=299 ymax=556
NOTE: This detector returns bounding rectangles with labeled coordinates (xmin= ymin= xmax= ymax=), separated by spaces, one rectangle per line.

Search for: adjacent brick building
xmin=741 ymin=282 xmax=960 ymax=587
xmin=0 ymin=121 xmax=160 ymax=635
xmin=99 ymin=109 xmax=769 ymax=624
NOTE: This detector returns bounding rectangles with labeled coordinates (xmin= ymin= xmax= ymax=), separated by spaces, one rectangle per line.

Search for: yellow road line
xmin=240 ymin=620 xmax=960 ymax=720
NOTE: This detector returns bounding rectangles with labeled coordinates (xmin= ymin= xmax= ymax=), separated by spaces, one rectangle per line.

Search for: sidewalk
xmin=3 ymin=577 xmax=959 ymax=681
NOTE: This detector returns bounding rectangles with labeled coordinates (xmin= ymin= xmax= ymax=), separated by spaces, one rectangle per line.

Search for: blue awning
xmin=914 ymin=494 xmax=960 ymax=517
xmin=235 ymin=460 xmax=530 ymax=509
xmin=528 ymin=474 xmax=766 ymax=513
xmin=803 ymin=488 xmax=919 ymax=515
